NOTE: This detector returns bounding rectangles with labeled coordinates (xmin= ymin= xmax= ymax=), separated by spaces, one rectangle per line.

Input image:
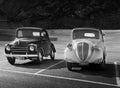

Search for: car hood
xmin=72 ymin=39 xmax=102 ymax=61
xmin=10 ymin=38 xmax=39 ymax=46
xmin=72 ymin=39 xmax=101 ymax=48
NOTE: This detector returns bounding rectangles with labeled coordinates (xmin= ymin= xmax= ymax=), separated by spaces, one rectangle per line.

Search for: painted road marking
xmin=0 ymin=68 xmax=118 ymax=87
xmin=0 ymin=60 xmax=7 ymax=62
xmin=114 ymin=62 xmax=120 ymax=87
xmin=34 ymin=60 xmax=64 ymax=74
xmin=36 ymin=74 xmax=119 ymax=87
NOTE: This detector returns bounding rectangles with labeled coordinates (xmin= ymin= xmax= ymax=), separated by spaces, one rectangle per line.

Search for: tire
xmin=50 ymin=48 xmax=55 ymax=60
xmin=36 ymin=50 xmax=43 ymax=63
xmin=99 ymin=54 xmax=106 ymax=69
xmin=50 ymin=43 xmax=56 ymax=60
xmin=102 ymin=55 xmax=106 ymax=64
xmin=66 ymin=62 xmax=72 ymax=71
xmin=7 ymin=57 xmax=15 ymax=65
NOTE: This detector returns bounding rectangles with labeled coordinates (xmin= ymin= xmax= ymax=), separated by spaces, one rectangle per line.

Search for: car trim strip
xmin=5 ymin=54 xmax=38 ymax=57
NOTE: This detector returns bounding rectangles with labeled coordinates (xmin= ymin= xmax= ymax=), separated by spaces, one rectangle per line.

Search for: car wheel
xmin=66 ymin=62 xmax=72 ymax=71
xmin=102 ymin=53 xmax=106 ymax=63
xmin=37 ymin=51 xmax=43 ymax=63
xmin=7 ymin=57 xmax=15 ymax=65
xmin=50 ymin=48 xmax=55 ymax=60
xmin=99 ymin=54 xmax=106 ymax=69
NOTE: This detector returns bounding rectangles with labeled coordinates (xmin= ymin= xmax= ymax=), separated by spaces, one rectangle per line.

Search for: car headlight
xmin=6 ymin=45 xmax=11 ymax=51
xmin=67 ymin=43 xmax=73 ymax=50
xmin=29 ymin=45 xmax=35 ymax=51
xmin=93 ymin=44 xmax=100 ymax=51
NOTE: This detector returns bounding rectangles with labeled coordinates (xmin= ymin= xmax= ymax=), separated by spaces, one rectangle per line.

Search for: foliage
xmin=0 ymin=0 xmax=120 ymax=28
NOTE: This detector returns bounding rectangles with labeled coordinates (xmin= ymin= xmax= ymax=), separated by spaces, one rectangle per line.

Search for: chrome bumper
xmin=65 ymin=58 xmax=103 ymax=65
xmin=5 ymin=53 xmax=38 ymax=57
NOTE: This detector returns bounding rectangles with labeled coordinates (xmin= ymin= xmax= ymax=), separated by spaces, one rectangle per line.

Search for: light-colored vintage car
xmin=64 ymin=28 xmax=106 ymax=70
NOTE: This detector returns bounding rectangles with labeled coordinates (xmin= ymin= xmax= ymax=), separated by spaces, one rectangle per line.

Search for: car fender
xmin=64 ymin=47 xmax=80 ymax=62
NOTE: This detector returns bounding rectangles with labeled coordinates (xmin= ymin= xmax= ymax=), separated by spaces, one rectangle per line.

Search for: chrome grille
xmin=77 ymin=42 xmax=89 ymax=61
xmin=83 ymin=43 xmax=89 ymax=60
xmin=11 ymin=46 xmax=28 ymax=53
xmin=77 ymin=43 xmax=82 ymax=59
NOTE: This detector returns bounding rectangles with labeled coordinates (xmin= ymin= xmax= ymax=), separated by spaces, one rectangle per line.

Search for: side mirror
xmin=67 ymin=43 xmax=73 ymax=50
xmin=67 ymin=43 xmax=72 ymax=48
xmin=102 ymin=33 xmax=105 ymax=36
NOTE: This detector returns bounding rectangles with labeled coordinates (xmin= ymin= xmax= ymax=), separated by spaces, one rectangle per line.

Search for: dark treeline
xmin=0 ymin=0 xmax=120 ymax=28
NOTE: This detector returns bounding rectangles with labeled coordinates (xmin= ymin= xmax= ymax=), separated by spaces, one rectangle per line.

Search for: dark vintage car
xmin=4 ymin=27 xmax=56 ymax=65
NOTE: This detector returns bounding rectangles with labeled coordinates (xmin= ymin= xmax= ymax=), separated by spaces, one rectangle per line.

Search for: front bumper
xmin=65 ymin=57 xmax=103 ymax=65
xmin=5 ymin=53 xmax=38 ymax=57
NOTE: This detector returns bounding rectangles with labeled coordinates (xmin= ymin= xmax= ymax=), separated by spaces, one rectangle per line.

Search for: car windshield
xmin=73 ymin=29 xmax=99 ymax=39
xmin=17 ymin=29 xmax=42 ymax=38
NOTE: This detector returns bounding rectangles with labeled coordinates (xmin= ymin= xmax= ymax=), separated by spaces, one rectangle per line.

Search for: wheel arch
xmin=51 ymin=43 xmax=56 ymax=53
xmin=37 ymin=47 xmax=44 ymax=56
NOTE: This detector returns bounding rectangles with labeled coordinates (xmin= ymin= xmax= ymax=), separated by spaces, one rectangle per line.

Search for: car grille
xmin=11 ymin=46 xmax=28 ymax=54
xmin=77 ymin=42 xmax=89 ymax=61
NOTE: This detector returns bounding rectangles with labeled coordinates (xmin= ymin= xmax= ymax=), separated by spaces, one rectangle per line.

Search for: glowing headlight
xmin=6 ymin=46 xmax=10 ymax=51
xmin=29 ymin=46 xmax=35 ymax=51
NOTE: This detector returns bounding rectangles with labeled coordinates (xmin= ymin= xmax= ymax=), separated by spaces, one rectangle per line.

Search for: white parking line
xmin=114 ymin=61 xmax=120 ymax=86
xmin=36 ymin=74 xmax=118 ymax=87
xmin=0 ymin=60 xmax=7 ymax=62
xmin=34 ymin=60 xmax=64 ymax=74
xmin=0 ymin=68 xmax=118 ymax=87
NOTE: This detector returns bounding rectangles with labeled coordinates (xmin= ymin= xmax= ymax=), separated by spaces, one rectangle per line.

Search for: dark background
xmin=0 ymin=0 xmax=120 ymax=29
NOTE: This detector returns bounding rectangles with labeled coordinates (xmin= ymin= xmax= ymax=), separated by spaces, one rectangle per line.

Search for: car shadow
xmin=46 ymin=62 xmax=118 ymax=78
xmin=14 ymin=59 xmax=118 ymax=78
xmin=14 ymin=59 xmax=63 ymax=69
xmin=70 ymin=63 xmax=117 ymax=78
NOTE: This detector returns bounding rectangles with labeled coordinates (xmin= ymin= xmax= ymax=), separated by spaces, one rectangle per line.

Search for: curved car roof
xmin=72 ymin=27 xmax=101 ymax=32
xmin=16 ymin=27 xmax=44 ymax=31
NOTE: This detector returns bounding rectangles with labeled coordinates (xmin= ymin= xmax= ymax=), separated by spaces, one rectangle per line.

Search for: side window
xmin=41 ymin=31 xmax=49 ymax=40
xmin=18 ymin=30 xmax=23 ymax=37
xmin=41 ymin=32 xmax=46 ymax=37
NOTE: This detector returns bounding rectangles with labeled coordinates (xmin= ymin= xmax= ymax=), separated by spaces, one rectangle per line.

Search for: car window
xmin=84 ymin=33 xmax=95 ymax=37
xmin=41 ymin=32 xmax=46 ymax=37
xmin=17 ymin=29 xmax=41 ymax=38
xmin=73 ymin=30 xmax=99 ymax=39
xmin=18 ymin=30 xmax=23 ymax=37
xmin=33 ymin=32 xmax=40 ymax=37
xmin=41 ymin=31 xmax=49 ymax=40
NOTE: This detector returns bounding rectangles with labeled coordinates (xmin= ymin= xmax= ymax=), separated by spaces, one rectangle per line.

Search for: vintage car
xmin=4 ymin=27 xmax=56 ymax=65
xmin=64 ymin=28 xmax=106 ymax=70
